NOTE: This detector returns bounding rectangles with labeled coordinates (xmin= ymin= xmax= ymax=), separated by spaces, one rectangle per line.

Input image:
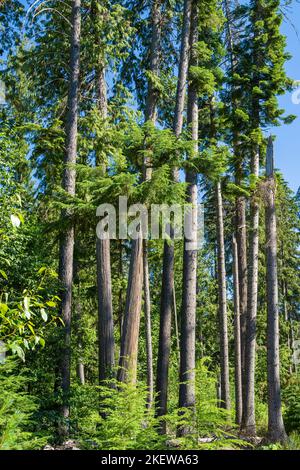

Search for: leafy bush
xmin=283 ymin=377 xmax=300 ymax=434
xmin=55 ymin=360 xmax=243 ymax=451
xmin=75 ymin=381 xmax=164 ymax=450
xmin=255 ymin=400 xmax=268 ymax=436
xmin=0 ymin=358 xmax=46 ymax=449
xmin=284 ymin=432 xmax=300 ymax=450
xmin=166 ymin=359 xmax=242 ymax=450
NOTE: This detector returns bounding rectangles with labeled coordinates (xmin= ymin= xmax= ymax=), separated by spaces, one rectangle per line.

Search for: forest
xmin=0 ymin=0 xmax=300 ymax=452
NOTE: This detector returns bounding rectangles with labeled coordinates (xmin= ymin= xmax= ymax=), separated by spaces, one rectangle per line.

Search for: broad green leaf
xmin=38 ymin=266 xmax=47 ymax=275
xmin=28 ymin=323 xmax=35 ymax=336
xmin=0 ymin=303 xmax=8 ymax=314
xmin=11 ymin=343 xmax=25 ymax=362
xmin=24 ymin=310 xmax=31 ymax=320
xmin=24 ymin=296 xmax=30 ymax=311
xmin=0 ymin=269 xmax=8 ymax=280
xmin=17 ymin=213 xmax=25 ymax=224
xmin=40 ymin=308 xmax=48 ymax=322
xmin=10 ymin=214 xmax=21 ymax=228
xmin=23 ymin=297 xmax=30 ymax=318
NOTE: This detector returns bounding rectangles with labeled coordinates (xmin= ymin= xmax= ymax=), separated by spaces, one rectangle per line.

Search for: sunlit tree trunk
xmin=241 ymin=140 xmax=259 ymax=436
xmin=58 ymin=0 xmax=81 ymax=428
xmin=241 ymin=1 xmax=261 ymax=432
xmin=156 ymin=0 xmax=192 ymax=428
xmin=118 ymin=0 xmax=162 ymax=389
xmin=143 ymin=241 xmax=154 ymax=407
xmin=143 ymin=0 xmax=162 ymax=407
xmin=216 ymin=181 xmax=230 ymax=411
xmin=223 ymin=0 xmax=247 ymax=386
xmin=73 ymin=255 xmax=85 ymax=386
xmin=265 ymin=137 xmax=287 ymax=443
xmin=178 ymin=0 xmax=198 ymax=435
xmin=236 ymin=192 xmax=248 ymax=391
xmin=92 ymin=0 xmax=115 ymax=384
xmin=118 ymin=234 xmax=143 ymax=383
xmin=233 ymin=235 xmax=242 ymax=425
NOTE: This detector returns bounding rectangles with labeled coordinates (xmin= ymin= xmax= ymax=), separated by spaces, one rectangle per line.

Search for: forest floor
xmin=42 ymin=436 xmax=264 ymax=451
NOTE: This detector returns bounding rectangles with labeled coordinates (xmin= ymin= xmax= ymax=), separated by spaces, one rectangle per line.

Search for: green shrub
xmin=283 ymin=377 xmax=300 ymax=434
xmin=165 ymin=359 xmax=242 ymax=450
xmin=284 ymin=432 xmax=300 ymax=450
xmin=76 ymin=381 xmax=164 ymax=450
xmin=73 ymin=360 xmax=242 ymax=451
xmin=0 ymin=358 xmax=46 ymax=449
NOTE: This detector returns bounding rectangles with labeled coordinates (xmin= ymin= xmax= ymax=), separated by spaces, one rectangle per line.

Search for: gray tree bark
xmin=241 ymin=0 xmax=264 ymax=437
xmin=118 ymin=241 xmax=124 ymax=337
xmin=233 ymin=235 xmax=242 ymax=425
xmin=92 ymin=0 xmax=115 ymax=385
xmin=241 ymin=144 xmax=259 ymax=436
xmin=118 ymin=0 xmax=162 ymax=391
xmin=283 ymin=280 xmax=296 ymax=374
xmin=173 ymin=0 xmax=193 ymax=140
xmin=73 ymin=257 xmax=85 ymax=386
xmin=143 ymin=0 xmax=162 ymax=408
xmin=118 ymin=234 xmax=143 ymax=384
xmin=144 ymin=0 xmax=162 ymax=128
xmin=216 ymin=181 xmax=231 ymax=411
xmin=178 ymin=0 xmax=198 ymax=433
xmin=156 ymin=0 xmax=192 ymax=427
xmin=97 ymin=234 xmax=115 ymax=383
xmin=156 ymin=225 xmax=175 ymax=431
xmin=223 ymin=0 xmax=247 ymax=384
xmin=58 ymin=0 xmax=81 ymax=426
xmin=143 ymin=241 xmax=154 ymax=408
xmin=236 ymin=193 xmax=248 ymax=389
xmin=265 ymin=137 xmax=287 ymax=443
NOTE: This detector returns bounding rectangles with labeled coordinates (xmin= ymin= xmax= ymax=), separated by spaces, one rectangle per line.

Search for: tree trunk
xmin=118 ymin=0 xmax=162 ymax=390
xmin=265 ymin=137 xmax=287 ymax=443
xmin=118 ymin=241 xmax=124 ymax=337
xmin=92 ymin=1 xmax=115 ymax=384
xmin=58 ymin=0 xmax=81 ymax=426
xmin=143 ymin=241 xmax=154 ymax=408
xmin=173 ymin=0 xmax=193 ymax=139
xmin=178 ymin=0 xmax=198 ymax=435
xmin=144 ymin=0 xmax=162 ymax=127
xmin=233 ymin=235 xmax=242 ymax=425
xmin=223 ymin=0 xmax=247 ymax=384
xmin=241 ymin=0 xmax=264 ymax=437
xmin=156 ymin=226 xmax=175 ymax=430
xmin=97 ymin=236 xmax=115 ymax=382
xmin=236 ymin=193 xmax=248 ymax=391
xmin=95 ymin=68 xmax=115 ymax=383
xmin=173 ymin=284 xmax=180 ymax=359
xmin=241 ymin=145 xmax=259 ymax=436
xmin=118 ymin=235 xmax=143 ymax=384
xmin=283 ymin=280 xmax=295 ymax=374
xmin=77 ymin=358 xmax=85 ymax=385
xmin=215 ymin=181 xmax=231 ymax=411
xmin=74 ymin=257 xmax=85 ymax=386
xmin=142 ymin=0 xmax=163 ymax=407
xmin=156 ymin=0 xmax=192 ymax=427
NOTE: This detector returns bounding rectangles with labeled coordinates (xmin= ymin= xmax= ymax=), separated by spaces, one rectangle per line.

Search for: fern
xmin=0 ymin=359 xmax=46 ymax=449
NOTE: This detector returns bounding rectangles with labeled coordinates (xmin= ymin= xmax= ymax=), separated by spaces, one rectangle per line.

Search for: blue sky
xmin=272 ymin=2 xmax=300 ymax=193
